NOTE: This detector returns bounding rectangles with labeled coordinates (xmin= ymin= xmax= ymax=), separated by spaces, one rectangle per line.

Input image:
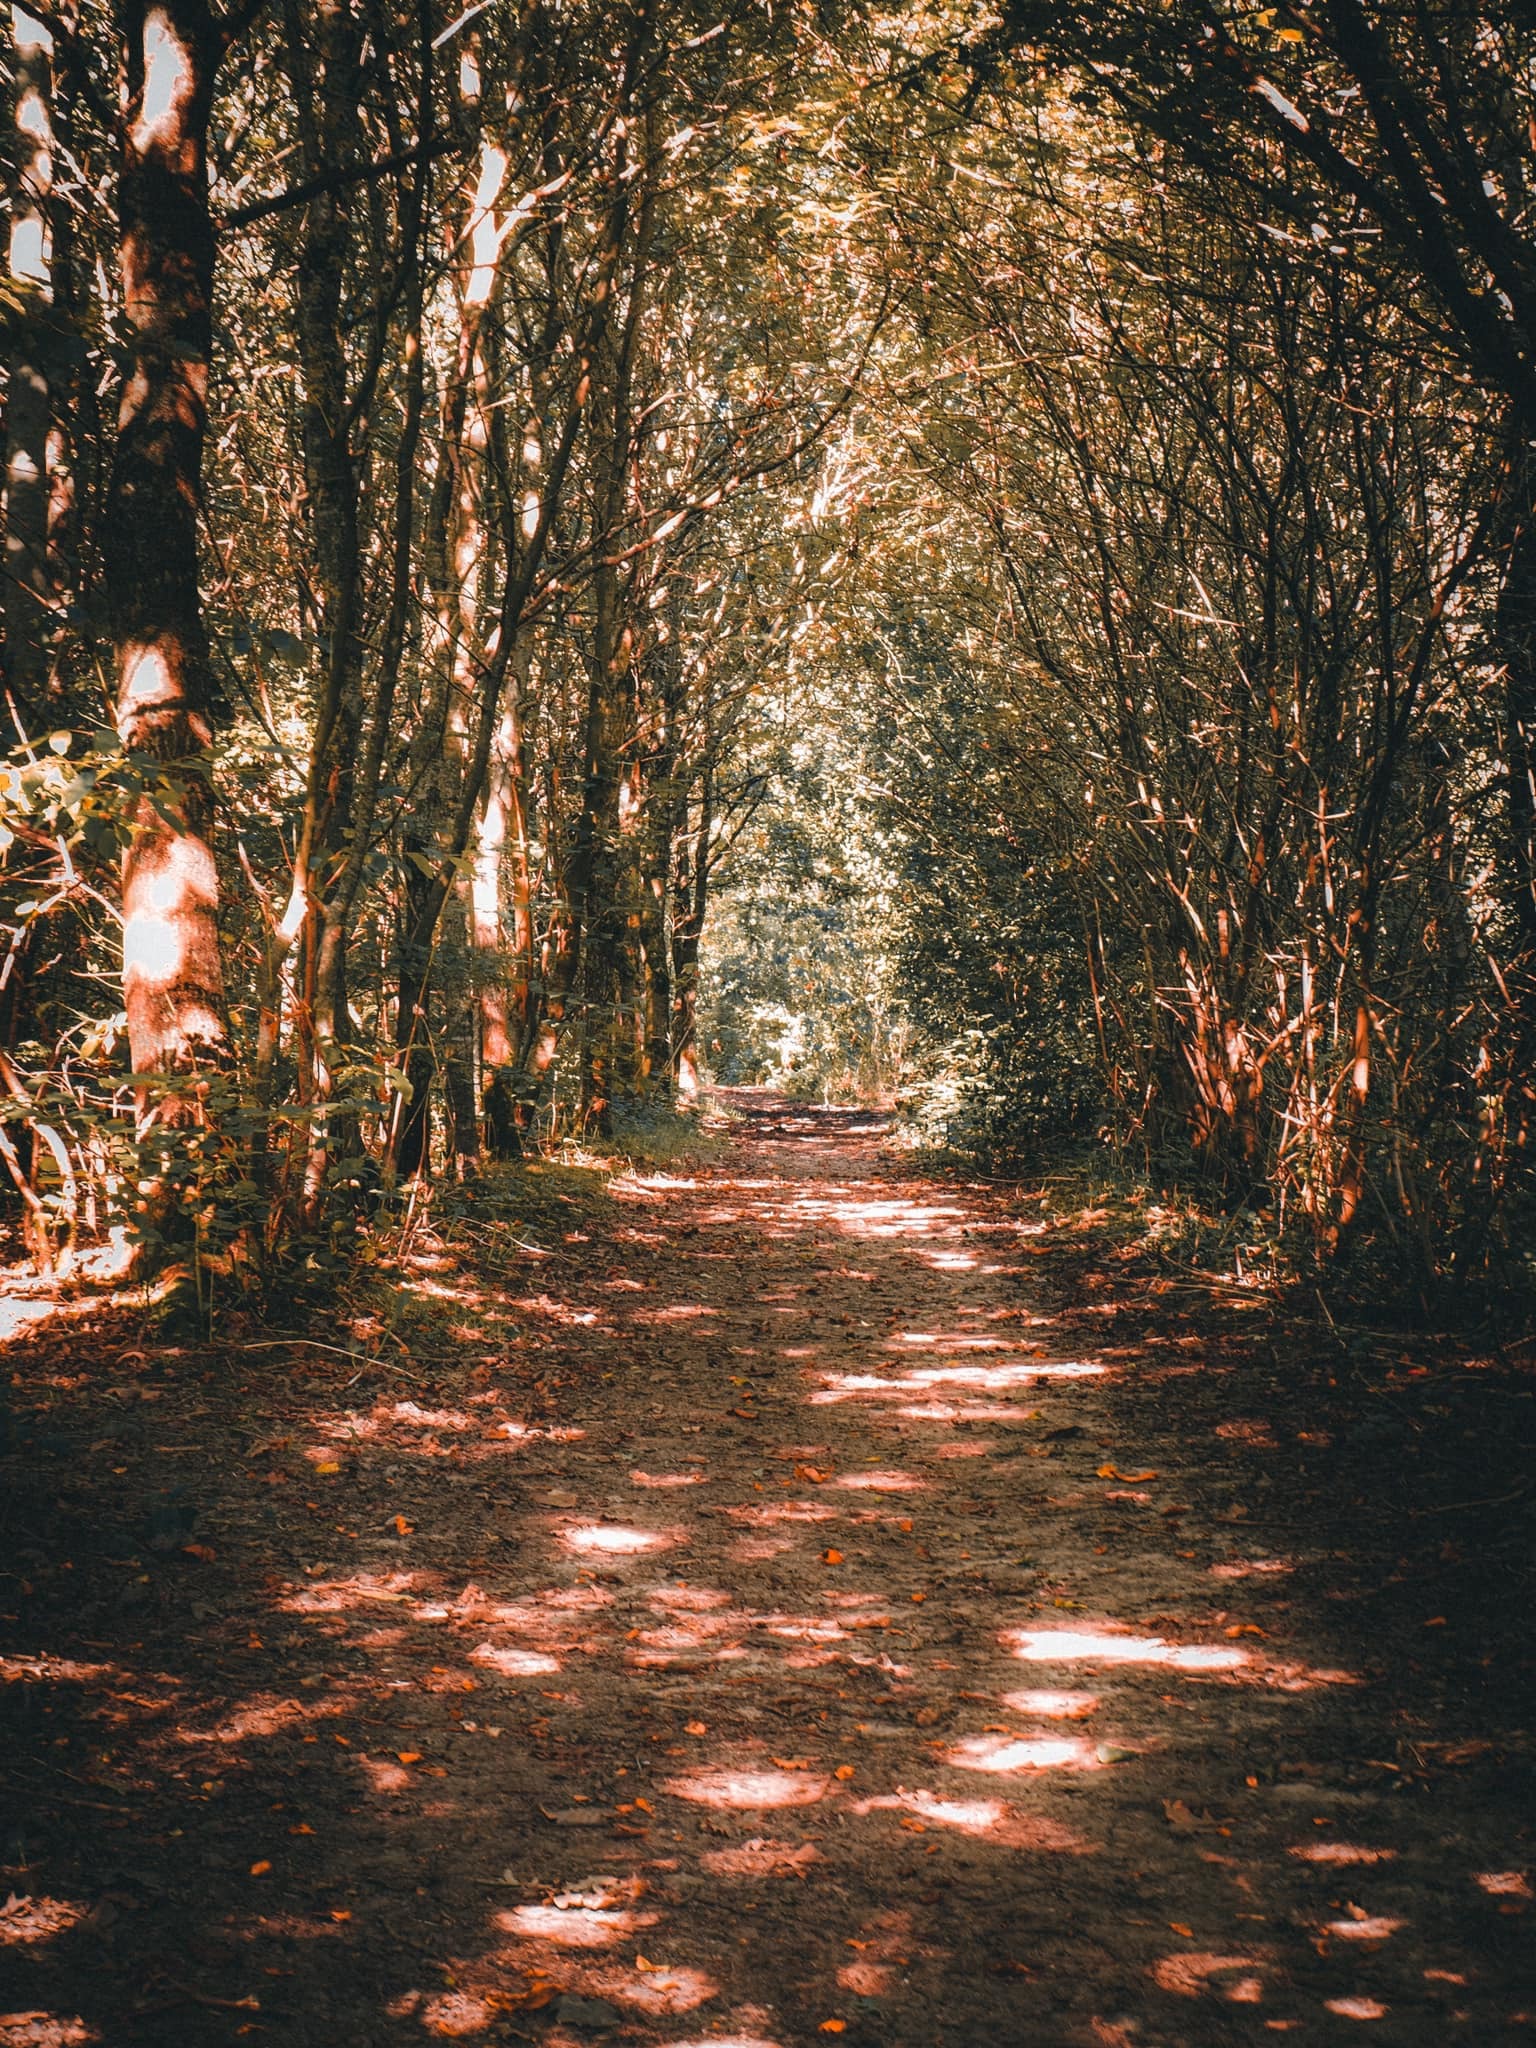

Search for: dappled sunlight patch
xmin=494 ymin=1905 xmax=655 ymax=1948
xmin=1324 ymin=1916 xmax=1403 ymax=1942
xmin=839 ymin=1958 xmax=894 ymax=1995
xmin=176 ymin=1694 xmax=313 ymax=1744
xmin=1210 ymin=1556 xmax=1295 ymax=1580
xmin=0 ymin=1294 xmax=66 ymax=1343
xmin=389 ymin=1402 xmax=472 ymax=1430
xmin=730 ymin=1535 xmax=796 ymax=1561
xmin=0 ymin=2014 xmax=98 ymax=2046
xmin=893 ymin=1400 xmax=1046 ymax=1425
xmin=725 ymin=1501 xmax=838 ymax=1525
xmin=404 ymin=1275 xmax=489 ymax=1308
xmin=470 ymin=1643 xmax=562 ymax=1677
xmin=1288 ymin=1842 xmax=1396 ymax=1867
xmin=831 ymin=1470 xmax=927 ymax=1491
xmin=818 ymin=1358 xmax=1096 ymax=1396
xmin=0 ymin=1654 xmax=115 ymax=1686
xmin=654 ymin=2036 xmax=781 ymax=2048
xmin=649 ymin=1584 xmax=733 ymax=1611
xmin=1150 ymin=1950 xmax=1271 ymax=2000
xmin=945 ymin=1732 xmax=1100 ymax=1773
xmin=663 ymin=1767 xmax=828 ymax=1808
xmin=1002 ymin=1689 xmax=1100 ymax=1719
xmin=631 ymin=1470 xmax=708 ymax=1488
xmin=561 ymin=1523 xmax=673 ymax=1557
xmin=0 ymin=1896 xmax=87 ymax=1946
xmin=778 ymin=1194 xmax=968 ymax=1243
xmin=359 ymin=1754 xmax=413 ymax=1794
xmin=1004 ymin=1625 xmax=1247 ymax=1671
xmin=850 ymin=1787 xmax=1094 ymax=1851
xmin=419 ymin=1990 xmax=505 ymax=2037
xmin=278 ymin=1569 xmax=434 ymax=1615
xmin=1324 ymin=1997 xmax=1389 ymax=2020
xmin=588 ymin=1964 xmax=717 ymax=2016
xmin=698 ymin=1837 xmax=821 ymax=1878
xmin=1476 ymin=1871 xmax=1531 ymax=1899
xmin=761 ymin=1612 xmax=848 ymax=1643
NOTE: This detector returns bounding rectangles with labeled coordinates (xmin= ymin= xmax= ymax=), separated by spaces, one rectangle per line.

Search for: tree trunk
xmin=670 ymin=766 xmax=713 ymax=1105
xmin=106 ymin=0 xmax=228 ymax=1115
xmin=4 ymin=5 xmax=58 ymax=725
xmin=1495 ymin=476 xmax=1536 ymax=961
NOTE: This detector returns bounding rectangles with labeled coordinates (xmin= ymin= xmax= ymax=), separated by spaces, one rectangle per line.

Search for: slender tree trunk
xmin=4 ymin=5 xmax=58 ymax=725
xmin=106 ymin=0 xmax=228 ymax=1114
xmin=1495 ymin=473 xmax=1536 ymax=961
xmin=670 ymin=765 xmax=713 ymax=1104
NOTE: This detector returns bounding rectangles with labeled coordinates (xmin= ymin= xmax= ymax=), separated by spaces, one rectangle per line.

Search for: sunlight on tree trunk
xmin=107 ymin=1 xmax=228 ymax=1127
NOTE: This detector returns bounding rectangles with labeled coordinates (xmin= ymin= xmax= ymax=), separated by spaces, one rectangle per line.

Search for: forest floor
xmin=1 ymin=1093 xmax=1534 ymax=2048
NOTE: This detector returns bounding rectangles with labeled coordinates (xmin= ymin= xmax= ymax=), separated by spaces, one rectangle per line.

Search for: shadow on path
xmin=2 ymin=1097 xmax=1531 ymax=2045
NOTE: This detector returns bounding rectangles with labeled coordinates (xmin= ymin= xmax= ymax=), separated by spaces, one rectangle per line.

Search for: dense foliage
xmin=2 ymin=1 xmax=1533 ymax=1307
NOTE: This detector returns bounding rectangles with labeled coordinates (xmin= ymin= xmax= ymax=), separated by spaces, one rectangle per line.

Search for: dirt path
xmin=2 ymin=1099 xmax=1531 ymax=2046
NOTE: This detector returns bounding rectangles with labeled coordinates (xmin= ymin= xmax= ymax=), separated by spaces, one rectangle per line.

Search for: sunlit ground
xmin=0 ymin=1098 xmax=1527 ymax=2045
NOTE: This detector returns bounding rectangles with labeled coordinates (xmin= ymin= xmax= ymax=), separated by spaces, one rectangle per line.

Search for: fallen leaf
xmin=392 ymin=1515 xmax=413 ymax=1536
xmin=315 ymin=1461 xmax=341 ymax=1476
xmin=1163 ymin=1799 xmax=1224 ymax=1835
xmin=834 ymin=1764 xmax=855 ymax=1781
xmin=1097 ymin=1464 xmax=1158 ymax=1482
xmin=819 ymin=2024 xmax=847 ymax=2035
xmin=249 ymin=1860 xmax=271 ymax=1877
xmin=685 ymin=1720 xmax=707 ymax=1736
xmin=397 ymin=1751 xmax=422 ymax=1765
xmin=822 ymin=1549 xmax=844 ymax=1565
xmin=542 ymin=1807 xmax=607 ymax=1827
xmin=182 ymin=1542 xmax=216 ymax=1562
xmin=1169 ymin=1921 xmax=1194 ymax=1938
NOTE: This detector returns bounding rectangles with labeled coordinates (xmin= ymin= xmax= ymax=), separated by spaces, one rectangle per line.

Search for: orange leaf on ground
xmin=819 ymin=2024 xmax=847 ymax=2035
xmin=822 ymin=1549 xmax=844 ymax=1564
xmin=397 ymin=1752 xmax=422 ymax=1764
xmin=1097 ymin=1464 xmax=1158 ymax=1482
xmin=392 ymin=1514 xmax=413 ymax=1535
xmin=834 ymin=1764 xmax=855 ymax=1780
xmin=249 ymin=1860 xmax=271 ymax=1876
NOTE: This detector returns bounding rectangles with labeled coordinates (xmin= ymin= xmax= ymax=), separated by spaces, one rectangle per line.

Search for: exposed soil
xmin=2 ymin=1095 xmax=1533 ymax=2047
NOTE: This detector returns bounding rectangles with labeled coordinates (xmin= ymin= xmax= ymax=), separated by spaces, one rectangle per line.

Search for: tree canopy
xmin=2 ymin=0 xmax=1532 ymax=1307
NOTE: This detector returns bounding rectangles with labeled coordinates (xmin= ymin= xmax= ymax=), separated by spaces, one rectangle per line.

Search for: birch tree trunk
xmin=106 ymin=0 xmax=229 ymax=1114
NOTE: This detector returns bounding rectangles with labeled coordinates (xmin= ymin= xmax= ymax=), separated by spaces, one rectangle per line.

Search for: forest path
xmin=2 ymin=1099 xmax=1531 ymax=2047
